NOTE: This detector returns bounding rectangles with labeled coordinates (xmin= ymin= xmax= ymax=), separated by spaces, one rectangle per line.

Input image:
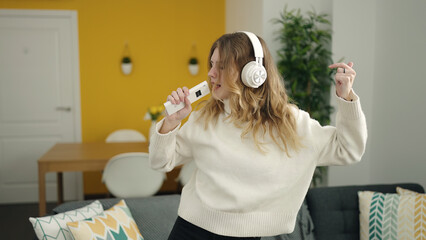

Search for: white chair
xmin=106 ymin=129 xmax=147 ymax=143
xmin=102 ymin=152 xmax=165 ymax=198
xmin=177 ymin=161 xmax=197 ymax=187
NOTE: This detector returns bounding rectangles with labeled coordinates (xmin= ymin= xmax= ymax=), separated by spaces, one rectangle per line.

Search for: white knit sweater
xmin=149 ymin=91 xmax=367 ymax=237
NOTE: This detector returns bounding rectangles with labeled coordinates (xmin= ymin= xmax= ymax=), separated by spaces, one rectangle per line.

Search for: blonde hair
xmin=197 ymin=32 xmax=302 ymax=155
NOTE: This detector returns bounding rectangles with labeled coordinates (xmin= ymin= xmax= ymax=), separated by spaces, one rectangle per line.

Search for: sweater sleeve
xmin=309 ymin=90 xmax=368 ymax=166
xmin=148 ymin=115 xmax=194 ymax=172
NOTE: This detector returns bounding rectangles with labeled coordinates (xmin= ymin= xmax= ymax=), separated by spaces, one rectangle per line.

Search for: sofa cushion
xmin=30 ymin=200 xmax=103 ymax=240
xmin=54 ymin=195 xmax=180 ymax=240
xmin=67 ymin=200 xmax=143 ymax=240
xmin=306 ymin=183 xmax=424 ymax=240
xmin=358 ymin=190 xmax=426 ymax=240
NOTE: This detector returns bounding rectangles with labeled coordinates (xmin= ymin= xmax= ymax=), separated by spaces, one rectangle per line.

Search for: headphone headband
xmin=239 ymin=31 xmax=267 ymax=88
xmin=240 ymin=31 xmax=264 ymax=58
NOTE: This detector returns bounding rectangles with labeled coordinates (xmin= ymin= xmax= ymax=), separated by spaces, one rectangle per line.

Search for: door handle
xmin=56 ymin=106 xmax=72 ymax=112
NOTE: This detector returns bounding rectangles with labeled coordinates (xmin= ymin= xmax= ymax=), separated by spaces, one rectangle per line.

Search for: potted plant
xmin=121 ymin=56 xmax=132 ymax=75
xmin=274 ymin=7 xmax=340 ymax=187
xmin=188 ymin=57 xmax=199 ymax=75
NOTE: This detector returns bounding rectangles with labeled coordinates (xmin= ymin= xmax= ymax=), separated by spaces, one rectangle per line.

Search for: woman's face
xmin=208 ymin=48 xmax=232 ymax=100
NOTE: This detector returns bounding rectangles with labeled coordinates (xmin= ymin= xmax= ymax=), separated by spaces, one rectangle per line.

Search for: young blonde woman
xmin=149 ymin=32 xmax=367 ymax=239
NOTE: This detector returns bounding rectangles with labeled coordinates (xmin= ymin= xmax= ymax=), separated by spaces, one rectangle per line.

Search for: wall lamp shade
xmin=121 ymin=57 xmax=132 ymax=75
xmin=188 ymin=57 xmax=199 ymax=76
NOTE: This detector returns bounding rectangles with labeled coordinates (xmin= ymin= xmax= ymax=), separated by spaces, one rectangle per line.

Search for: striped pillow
xmin=66 ymin=200 xmax=143 ymax=240
xmin=358 ymin=191 xmax=426 ymax=240
xmin=397 ymin=186 xmax=420 ymax=196
xmin=29 ymin=200 xmax=103 ymax=240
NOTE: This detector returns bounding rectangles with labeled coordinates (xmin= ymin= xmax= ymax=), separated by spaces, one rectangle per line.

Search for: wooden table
xmin=38 ymin=142 xmax=156 ymax=216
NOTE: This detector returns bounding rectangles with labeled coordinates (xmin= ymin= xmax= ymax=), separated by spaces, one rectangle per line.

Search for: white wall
xmin=226 ymin=0 xmax=426 ymax=189
xmin=226 ymin=0 xmax=263 ymax=35
xmin=330 ymin=0 xmax=426 ymax=189
xmin=328 ymin=0 xmax=376 ymax=186
xmin=369 ymin=1 xmax=426 ymax=187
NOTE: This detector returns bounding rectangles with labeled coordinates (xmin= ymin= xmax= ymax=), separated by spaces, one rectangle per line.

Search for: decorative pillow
xmin=29 ymin=200 xmax=103 ymax=240
xmin=358 ymin=191 xmax=426 ymax=240
xmin=67 ymin=199 xmax=143 ymax=240
xmin=397 ymin=186 xmax=420 ymax=196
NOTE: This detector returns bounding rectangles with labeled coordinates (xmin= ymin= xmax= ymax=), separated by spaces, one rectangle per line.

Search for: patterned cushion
xmin=29 ymin=200 xmax=103 ymax=240
xmin=397 ymin=187 xmax=420 ymax=196
xmin=67 ymin=199 xmax=143 ymax=240
xmin=358 ymin=191 xmax=426 ymax=240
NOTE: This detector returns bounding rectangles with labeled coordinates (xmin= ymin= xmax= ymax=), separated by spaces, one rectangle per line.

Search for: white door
xmin=0 ymin=10 xmax=82 ymax=203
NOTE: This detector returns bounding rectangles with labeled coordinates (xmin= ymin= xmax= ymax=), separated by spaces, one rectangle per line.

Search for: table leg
xmin=38 ymin=164 xmax=46 ymax=216
xmin=57 ymin=172 xmax=63 ymax=204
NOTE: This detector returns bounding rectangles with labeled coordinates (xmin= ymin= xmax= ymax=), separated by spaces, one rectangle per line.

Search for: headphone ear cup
xmin=241 ymin=61 xmax=267 ymax=88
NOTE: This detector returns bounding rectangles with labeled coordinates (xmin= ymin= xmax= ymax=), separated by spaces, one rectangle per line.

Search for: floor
xmin=0 ymin=201 xmax=57 ymax=239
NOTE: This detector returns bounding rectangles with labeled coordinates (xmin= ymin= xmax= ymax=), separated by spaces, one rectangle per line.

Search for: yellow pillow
xmin=396 ymin=186 xmax=421 ymax=196
xmin=67 ymin=200 xmax=143 ymax=240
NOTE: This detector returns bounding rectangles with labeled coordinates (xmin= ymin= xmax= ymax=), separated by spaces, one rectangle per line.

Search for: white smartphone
xmin=163 ymin=81 xmax=210 ymax=115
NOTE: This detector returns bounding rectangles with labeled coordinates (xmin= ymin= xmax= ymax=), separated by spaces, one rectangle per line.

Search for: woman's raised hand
xmin=159 ymin=87 xmax=192 ymax=133
xmin=328 ymin=62 xmax=356 ymax=101
xmin=166 ymin=87 xmax=192 ymax=121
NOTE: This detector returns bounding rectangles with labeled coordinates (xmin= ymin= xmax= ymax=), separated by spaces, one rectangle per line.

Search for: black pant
xmin=168 ymin=217 xmax=261 ymax=240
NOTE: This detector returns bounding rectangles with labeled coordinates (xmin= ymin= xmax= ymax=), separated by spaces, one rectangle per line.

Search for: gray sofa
xmin=50 ymin=183 xmax=424 ymax=240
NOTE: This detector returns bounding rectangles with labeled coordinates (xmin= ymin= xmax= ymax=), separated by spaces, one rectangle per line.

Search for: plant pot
xmin=121 ymin=63 xmax=132 ymax=75
xmin=188 ymin=64 xmax=199 ymax=76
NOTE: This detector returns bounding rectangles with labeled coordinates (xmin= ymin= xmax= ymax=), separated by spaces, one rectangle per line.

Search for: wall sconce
xmin=121 ymin=41 xmax=132 ymax=75
xmin=188 ymin=42 xmax=199 ymax=76
xmin=121 ymin=56 xmax=132 ymax=75
xmin=188 ymin=57 xmax=199 ymax=76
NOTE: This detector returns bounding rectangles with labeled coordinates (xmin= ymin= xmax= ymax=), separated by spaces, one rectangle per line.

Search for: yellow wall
xmin=0 ymin=0 xmax=225 ymax=194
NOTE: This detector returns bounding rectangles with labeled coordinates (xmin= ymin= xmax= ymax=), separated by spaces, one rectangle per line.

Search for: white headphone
xmin=240 ymin=31 xmax=267 ymax=88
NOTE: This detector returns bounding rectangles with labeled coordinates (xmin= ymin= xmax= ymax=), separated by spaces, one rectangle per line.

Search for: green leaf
xmin=291 ymin=79 xmax=298 ymax=92
xmin=310 ymin=73 xmax=319 ymax=84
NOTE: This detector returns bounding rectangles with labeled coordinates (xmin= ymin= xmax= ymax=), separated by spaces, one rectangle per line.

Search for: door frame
xmin=0 ymin=9 xmax=83 ymax=200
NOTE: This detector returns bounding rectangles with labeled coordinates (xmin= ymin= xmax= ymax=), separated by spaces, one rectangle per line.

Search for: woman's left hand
xmin=329 ymin=62 xmax=356 ymax=101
